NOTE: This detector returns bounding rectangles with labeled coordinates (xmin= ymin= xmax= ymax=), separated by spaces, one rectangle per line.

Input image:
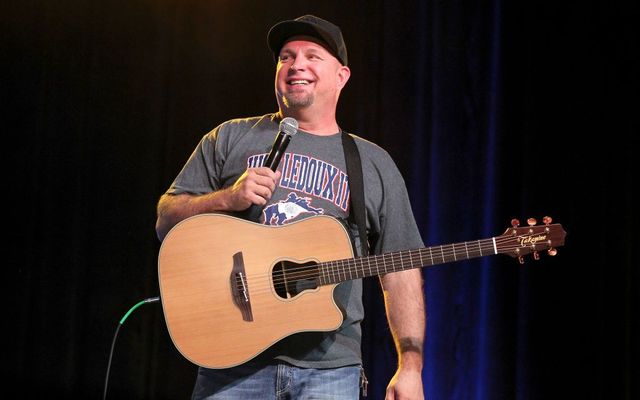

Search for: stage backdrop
xmin=5 ymin=1 xmax=636 ymax=399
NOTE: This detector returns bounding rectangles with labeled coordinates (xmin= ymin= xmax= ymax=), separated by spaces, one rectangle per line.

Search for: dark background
xmin=4 ymin=1 xmax=636 ymax=399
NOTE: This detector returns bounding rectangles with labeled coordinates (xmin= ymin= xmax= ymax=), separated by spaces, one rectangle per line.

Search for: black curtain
xmin=5 ymin=1 xmax=636 ymax=399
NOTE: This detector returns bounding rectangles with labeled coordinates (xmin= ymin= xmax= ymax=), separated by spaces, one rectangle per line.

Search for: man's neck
xmin=278 ymin=109 xmax=340 ymax=136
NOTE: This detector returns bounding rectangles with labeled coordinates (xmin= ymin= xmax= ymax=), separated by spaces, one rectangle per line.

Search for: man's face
xmin=275 ymin=37 xmax=349 ymax=113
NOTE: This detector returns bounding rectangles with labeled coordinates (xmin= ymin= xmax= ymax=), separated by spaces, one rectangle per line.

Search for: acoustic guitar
xmin=158 ymin=213 xmax=565 ymax=369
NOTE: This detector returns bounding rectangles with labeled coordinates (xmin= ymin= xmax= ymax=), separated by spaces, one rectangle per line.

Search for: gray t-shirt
xmin=166 ymin=113 xmax=424 ymax=369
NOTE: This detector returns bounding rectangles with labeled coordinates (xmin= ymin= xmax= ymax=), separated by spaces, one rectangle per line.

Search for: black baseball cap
xmin=267 ymin=15 xmax=348 ymax=66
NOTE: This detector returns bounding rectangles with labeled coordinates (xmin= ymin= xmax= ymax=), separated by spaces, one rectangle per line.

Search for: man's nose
xmin=289 ymin=57 xmax=306 ymax=71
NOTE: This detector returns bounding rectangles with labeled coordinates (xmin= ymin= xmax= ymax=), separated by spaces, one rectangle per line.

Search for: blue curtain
xmin=358 ymin=1 xmax=635 ymax=399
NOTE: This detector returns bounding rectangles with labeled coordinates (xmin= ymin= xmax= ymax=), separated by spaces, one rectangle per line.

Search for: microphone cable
xmin=103 ymin=296 xmax=160 ymax=400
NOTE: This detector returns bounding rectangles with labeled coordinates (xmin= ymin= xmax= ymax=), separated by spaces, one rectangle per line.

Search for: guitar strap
xmin=341 ymin=130 xmax=371 ymax=397
xmin=341 ymin=131 xmax=369 ymax=257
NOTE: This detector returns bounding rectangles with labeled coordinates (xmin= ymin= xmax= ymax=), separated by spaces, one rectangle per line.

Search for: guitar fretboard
xmin=317 ymin=238 xmax=497 ymax=285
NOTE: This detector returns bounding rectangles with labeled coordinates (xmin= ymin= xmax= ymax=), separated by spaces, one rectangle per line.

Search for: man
xmin=156 ymin=15 xmax=426 ymax=400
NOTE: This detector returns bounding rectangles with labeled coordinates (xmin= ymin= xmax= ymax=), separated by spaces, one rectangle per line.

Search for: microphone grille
xmin=280 ymin=117 xmax=299 ymax=136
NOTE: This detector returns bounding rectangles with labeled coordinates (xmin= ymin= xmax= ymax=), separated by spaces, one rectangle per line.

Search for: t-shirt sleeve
xmin=166 ymin=125 xmax=225 ymax=195
xmin=361 ymin=143 xmax=424 ymax=255
xmin=376 ymin=163 xmax=424 ymax=254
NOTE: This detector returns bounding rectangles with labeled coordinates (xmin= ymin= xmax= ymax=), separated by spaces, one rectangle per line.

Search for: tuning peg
xmin=527 ymin=217 xmax=537 ymax=226
xmin=547 ymin=248 xmax=558 ymax=256
xmin=511 ymin=218 xmax=520 ymax=228
xmin=543 ymin=216 xmax=553 ymax=225
xmin=518 ymin=255 xmax=525 ymax=264
xmin=533 ymin=251 xmax=540 ymax=260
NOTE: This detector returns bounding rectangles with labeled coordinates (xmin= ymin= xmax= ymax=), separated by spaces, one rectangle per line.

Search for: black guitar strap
xmin=341 ymin=131 xmax=369 ymax=257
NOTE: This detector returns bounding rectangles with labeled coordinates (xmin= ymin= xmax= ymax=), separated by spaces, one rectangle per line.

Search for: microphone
xmin=241 ymin=117 xmax=298 ymax=222
xmin=264 ymin=117 xmax=298 ymax=170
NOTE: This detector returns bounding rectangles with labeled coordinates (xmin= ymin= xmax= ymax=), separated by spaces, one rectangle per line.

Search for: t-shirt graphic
xmin=262 ymin=192 xmax=324 ymax=225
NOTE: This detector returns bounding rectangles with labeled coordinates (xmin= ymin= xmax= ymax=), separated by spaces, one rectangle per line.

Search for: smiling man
xmin=156 ymin=15 xmax=426 ymax=400
xmin=274 ymin=35 xmax=350 ymax=132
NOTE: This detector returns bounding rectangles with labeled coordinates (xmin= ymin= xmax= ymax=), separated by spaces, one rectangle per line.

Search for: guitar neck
xmin=317 ymin=237 xmax=498 ymax=285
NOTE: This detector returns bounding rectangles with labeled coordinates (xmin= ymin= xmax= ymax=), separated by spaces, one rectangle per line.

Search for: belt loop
xmin=360 ymin=367 xmax=368 ymax=398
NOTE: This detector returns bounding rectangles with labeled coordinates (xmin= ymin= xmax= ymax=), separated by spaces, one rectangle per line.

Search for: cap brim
xmin=267 ymin=20 xmax=341 ymax=64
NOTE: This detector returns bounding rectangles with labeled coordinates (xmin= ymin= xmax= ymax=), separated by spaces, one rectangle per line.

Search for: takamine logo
xmin=518 ymin=234 xmax=547 ymax=246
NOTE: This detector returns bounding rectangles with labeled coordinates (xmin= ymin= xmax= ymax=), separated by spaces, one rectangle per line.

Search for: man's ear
xmin=337 ymin=66 xmax=351 ymax=90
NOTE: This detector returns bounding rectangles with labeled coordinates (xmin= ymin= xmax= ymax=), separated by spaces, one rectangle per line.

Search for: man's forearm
xmin=155 ymin=191 xmax=231 ymax=241
xmin=381 ymin=268 xmax=426 ymax=369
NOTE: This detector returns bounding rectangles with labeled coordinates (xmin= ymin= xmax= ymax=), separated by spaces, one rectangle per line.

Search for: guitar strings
xmin=262 ymin=233 xmax=547 ymax=281
xmin=240 ymin=236 xmax=551 ymax=289
xmin=229 ymin=232 xmax=557 ymax=296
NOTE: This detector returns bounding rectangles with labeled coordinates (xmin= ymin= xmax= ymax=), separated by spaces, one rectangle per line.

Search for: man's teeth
xmin=290 ymin=80 xmax=309 ymax=85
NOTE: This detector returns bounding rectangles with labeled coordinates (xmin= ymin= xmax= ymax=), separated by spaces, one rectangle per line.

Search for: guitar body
xmin=158 ymin=214 xmax=354 ymax=369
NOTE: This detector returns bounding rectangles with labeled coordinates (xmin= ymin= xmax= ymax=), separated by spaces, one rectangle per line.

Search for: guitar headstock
xmin=497 ymin=216 xmax=566 ymax=263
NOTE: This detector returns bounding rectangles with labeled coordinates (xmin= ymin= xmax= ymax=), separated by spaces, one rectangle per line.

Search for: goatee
xmin=282 ymin=92 xmax=314 ymax=108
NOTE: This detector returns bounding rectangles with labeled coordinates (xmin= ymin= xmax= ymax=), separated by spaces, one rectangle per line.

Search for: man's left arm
xmin=381 ymin=268 xmax=426 ymax=400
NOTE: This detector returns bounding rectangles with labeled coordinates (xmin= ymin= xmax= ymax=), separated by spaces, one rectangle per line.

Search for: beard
xmin=282 ymin=91 xmax=315 ymax=109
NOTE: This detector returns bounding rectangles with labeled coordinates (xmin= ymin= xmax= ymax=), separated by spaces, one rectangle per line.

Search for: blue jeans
xmin=191 ymin=362 xmax=362 ymax=400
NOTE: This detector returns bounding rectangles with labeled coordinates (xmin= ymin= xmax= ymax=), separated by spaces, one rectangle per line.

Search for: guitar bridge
xmin=230 ymin=252 xmax=253 ymax=322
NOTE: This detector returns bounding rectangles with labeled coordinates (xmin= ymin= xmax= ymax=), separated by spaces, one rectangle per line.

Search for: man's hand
xmin=226 ymin=167 xmax=281 ymax=210
xmin=385 ymin=368 xmax=424 ymax=400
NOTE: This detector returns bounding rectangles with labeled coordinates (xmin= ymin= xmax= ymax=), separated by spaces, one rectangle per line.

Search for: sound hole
xmin=272 ymin=261 xmax=319 ymax=299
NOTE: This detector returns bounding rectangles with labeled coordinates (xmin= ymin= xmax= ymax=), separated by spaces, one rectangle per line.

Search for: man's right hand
xmin=225 ymin=167 xmax=282 ymax=211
